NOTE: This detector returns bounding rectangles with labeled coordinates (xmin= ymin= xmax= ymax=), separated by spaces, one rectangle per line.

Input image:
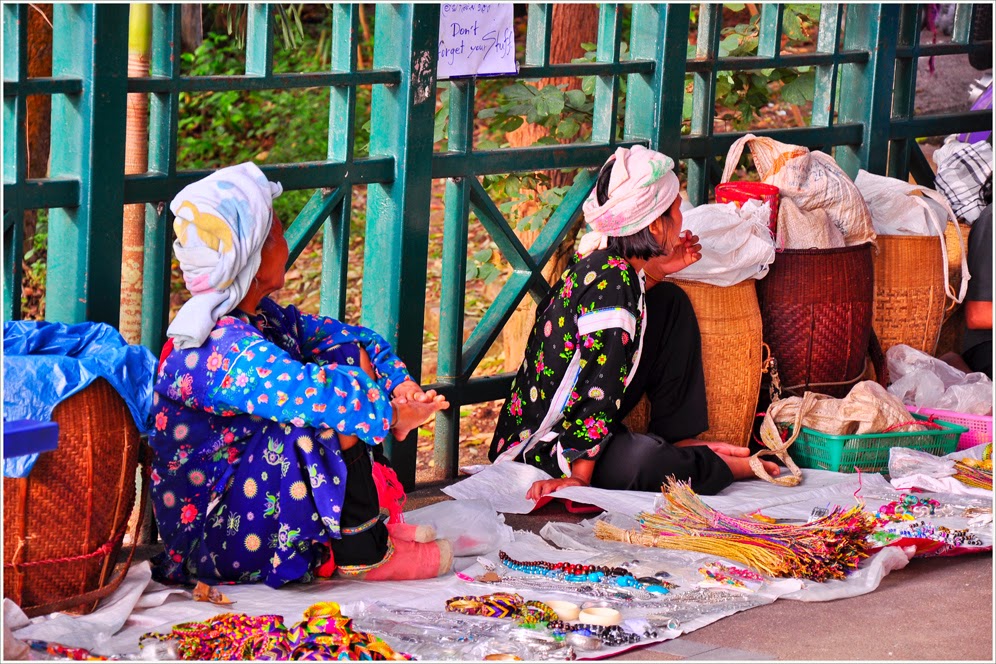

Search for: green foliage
xmin=177 ymin=31 xmax=371 ymax=222
xmin=466 ymin=246 xmax=502 ymax=284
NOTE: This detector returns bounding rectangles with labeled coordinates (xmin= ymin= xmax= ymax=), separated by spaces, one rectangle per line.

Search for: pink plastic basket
xmin=907 ymin=406 xmax=994 ymax=451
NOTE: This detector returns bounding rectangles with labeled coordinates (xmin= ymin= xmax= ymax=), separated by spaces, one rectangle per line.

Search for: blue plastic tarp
xmin=3 ymin=320 xmax=157 ymax=478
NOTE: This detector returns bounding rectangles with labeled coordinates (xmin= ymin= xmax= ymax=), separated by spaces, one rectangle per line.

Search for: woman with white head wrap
xmin=489 ymin=146 xmax=781 ymax=500
xmin=151 ymin=163 xmax=452 ymax=587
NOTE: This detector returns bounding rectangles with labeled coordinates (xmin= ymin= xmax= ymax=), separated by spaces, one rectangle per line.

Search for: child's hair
xmin=595 ymin=158 xmax=668 ymax=261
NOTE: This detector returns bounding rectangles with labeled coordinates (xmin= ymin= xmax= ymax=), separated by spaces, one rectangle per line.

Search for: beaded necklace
xmin=546 ymin=622 xmax=642 ymax=647
xmin=498 ymin=550 xmax=674 ymax=594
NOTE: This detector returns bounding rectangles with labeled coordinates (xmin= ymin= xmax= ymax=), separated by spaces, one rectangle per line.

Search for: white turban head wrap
xmin=166 ymin=162 xmax=283 ymax=349
xmin=578 ymin=145 xmax=680 ymax=256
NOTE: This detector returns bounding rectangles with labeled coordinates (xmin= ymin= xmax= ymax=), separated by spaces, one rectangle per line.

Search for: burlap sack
xmin=720 ymin=134 xmax=876 ymax=250
xmin=750 ymin=381 xmax=921 ymax=487
xmin=767 ymin=381 xmax=919 ymax=436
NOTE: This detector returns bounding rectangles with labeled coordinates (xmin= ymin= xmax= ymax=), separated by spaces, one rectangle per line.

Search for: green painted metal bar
xmin=682 ymin=124 xmax=864 ymax=158
xmin=525 ymin=169 xmax=597 ymax=273
xmin=435 ymin=75 xmax=475 ymax=480
xmin=141 ymin=3 xmax=182 ymax=353
xmin=319 ymin=4 xmax=360 ymax=321
xmin=124 ymin=158 xmax=395 ymax=204
xmin=461 ymin=171 xmax=597 ymax=379
xmin=887 ymin=4 xmax=921 ymax=181
xmin=3 ymin=77 xmax=83 ymax=96
xmin=624 ymin=4 xmax=688 ymax=160
xmin=835 ymin=4 xmax=899 ymax=178
xmin=435 ymin=175 xmax=470 ymax=478
xmin=461 ymin=270 xmax=535 ymax=378
xmin=46 ymin=4 xmax=129 ymax=326
xmin=952 ymin=3 xmax=973 ymax=43
xmin=466 ymin=178 xmax=541 ymax=277
xmin=525 ymin=4 xmax=552 ymax=66
xmin=688 ymin=3 xmax=723 ymax=205
xmin=895 ymin=41 xmax=992 ymax=58
xmin=517 ymin=60 xmax=654 ymax=79
xmin=812 ymin=4 xmax=843 ymax=128
xmin=245 ymin=4 xmax=274 ymax=78
xmin=285 ymin=186 xmax=345 ymax=266
xmin=684 ymin=51 xmax=869 ymax=72
xmin=423 ymin=373 xmax=515 ymax=406
xmin=2 ymin=3 xmax=27 ymax=320
xmin=362 ymin=3 xmax=440 ymax=488
xmin=591 ymin=4 xmax=623 ymax=144
xmin=757 ymin=4 xmax=784 ymax=58
xmin=127 ymin=69 xmax=401 ymax=93
xmin=432 ymin=142 xmax=642 ymax=179
xmin=2 ymin=179 xmax=81 ymax=210
xmin=889 ymin=111 xmax=994 ymax=139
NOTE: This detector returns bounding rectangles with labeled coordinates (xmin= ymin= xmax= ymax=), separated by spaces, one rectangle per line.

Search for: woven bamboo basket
xmin=756 ymin=243 xmax=875 ymax=398
xmin=622 ymin=279 xmax=763 ymax=446
xmin=872 ymin=234 xmax=947 ymax=355
xmin=3 ymin=378 xmax=140 ymax=616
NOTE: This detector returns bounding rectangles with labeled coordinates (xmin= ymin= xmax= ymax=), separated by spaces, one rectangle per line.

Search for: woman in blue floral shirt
xmin=150 ymin=163 xmax=450 ymax=588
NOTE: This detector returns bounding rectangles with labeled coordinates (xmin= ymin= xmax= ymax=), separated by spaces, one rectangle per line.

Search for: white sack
xmin=671 ymin=199 xmax=776 ymax=287
xmin=855 ymin=170 xmax=952 ymax=237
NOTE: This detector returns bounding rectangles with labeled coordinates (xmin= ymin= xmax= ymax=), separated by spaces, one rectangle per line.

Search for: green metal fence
xmin=4 ymin=3 xmax=992 ymax=487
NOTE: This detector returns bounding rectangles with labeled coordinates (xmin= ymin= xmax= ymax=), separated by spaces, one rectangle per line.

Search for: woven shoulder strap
xmin=749 ymin=392 xmax=822 ymax=487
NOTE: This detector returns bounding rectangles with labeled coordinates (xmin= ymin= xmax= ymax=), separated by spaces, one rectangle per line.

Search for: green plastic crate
xmin=788 ymin=414 xmax=968 ymax=474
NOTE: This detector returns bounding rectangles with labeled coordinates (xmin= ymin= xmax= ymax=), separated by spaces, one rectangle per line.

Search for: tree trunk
xmin=119 ymin=4 xmax=151 ymax=345
xmin=23 ymin=4 xmax=54 ymax=253
xmin=180 ymin=4 xmax=203 ymax=53
xmin=502 ymin=4 xmax=599 ymax=372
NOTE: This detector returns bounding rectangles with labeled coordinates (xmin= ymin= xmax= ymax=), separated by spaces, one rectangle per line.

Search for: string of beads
xmin=498 ymin=550 xmax=672 ymax=594
xmin=546 ymin=622 xmax=642 ymax=647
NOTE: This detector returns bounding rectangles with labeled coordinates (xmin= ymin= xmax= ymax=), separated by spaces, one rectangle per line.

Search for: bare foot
xmin=391 ymin=392 xmax=449 ymax=440
xmin=674 ymin=440 xmax=750 ymax=457
xmin=719 ymin=453 xmax=781 ymax=481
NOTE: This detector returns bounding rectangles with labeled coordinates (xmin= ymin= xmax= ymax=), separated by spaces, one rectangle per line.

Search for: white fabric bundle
xmin=670 ymin=199 xmax=776 ymax=287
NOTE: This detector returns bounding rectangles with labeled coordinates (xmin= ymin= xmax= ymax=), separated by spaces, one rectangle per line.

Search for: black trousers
xmin=591 ymin=282 xmax=735 ymax=496
xmin=329 ymin=443 xmax=389 ymax=567
xmin=963 ymin=340 xmax=993 ymax=380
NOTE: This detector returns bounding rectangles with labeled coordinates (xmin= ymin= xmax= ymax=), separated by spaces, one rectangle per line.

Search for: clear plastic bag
xmin=886 ymin=345 xmax=993 ymax=415
xmin=888 ymin=446 xmax=957 ymax=480
xmin=403 ymin=499 xmax=514 ymax=557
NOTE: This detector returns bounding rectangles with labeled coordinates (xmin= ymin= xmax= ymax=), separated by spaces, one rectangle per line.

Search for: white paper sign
xmin=437 ymin=3 xmax=517 ymax=79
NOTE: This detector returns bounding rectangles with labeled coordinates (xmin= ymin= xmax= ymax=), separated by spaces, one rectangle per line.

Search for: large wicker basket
xmin=3 ymin=378 xmax=140 ymax=616
xmin=671 ymin=278 xmax=763 ymax=446
xmin=756 ymin=243 xmax=875 ymax=398
xmin=622 ymin=279 xmax=764 ymax=447
xmin=872 ymin=234 xmax=947 ymax=355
